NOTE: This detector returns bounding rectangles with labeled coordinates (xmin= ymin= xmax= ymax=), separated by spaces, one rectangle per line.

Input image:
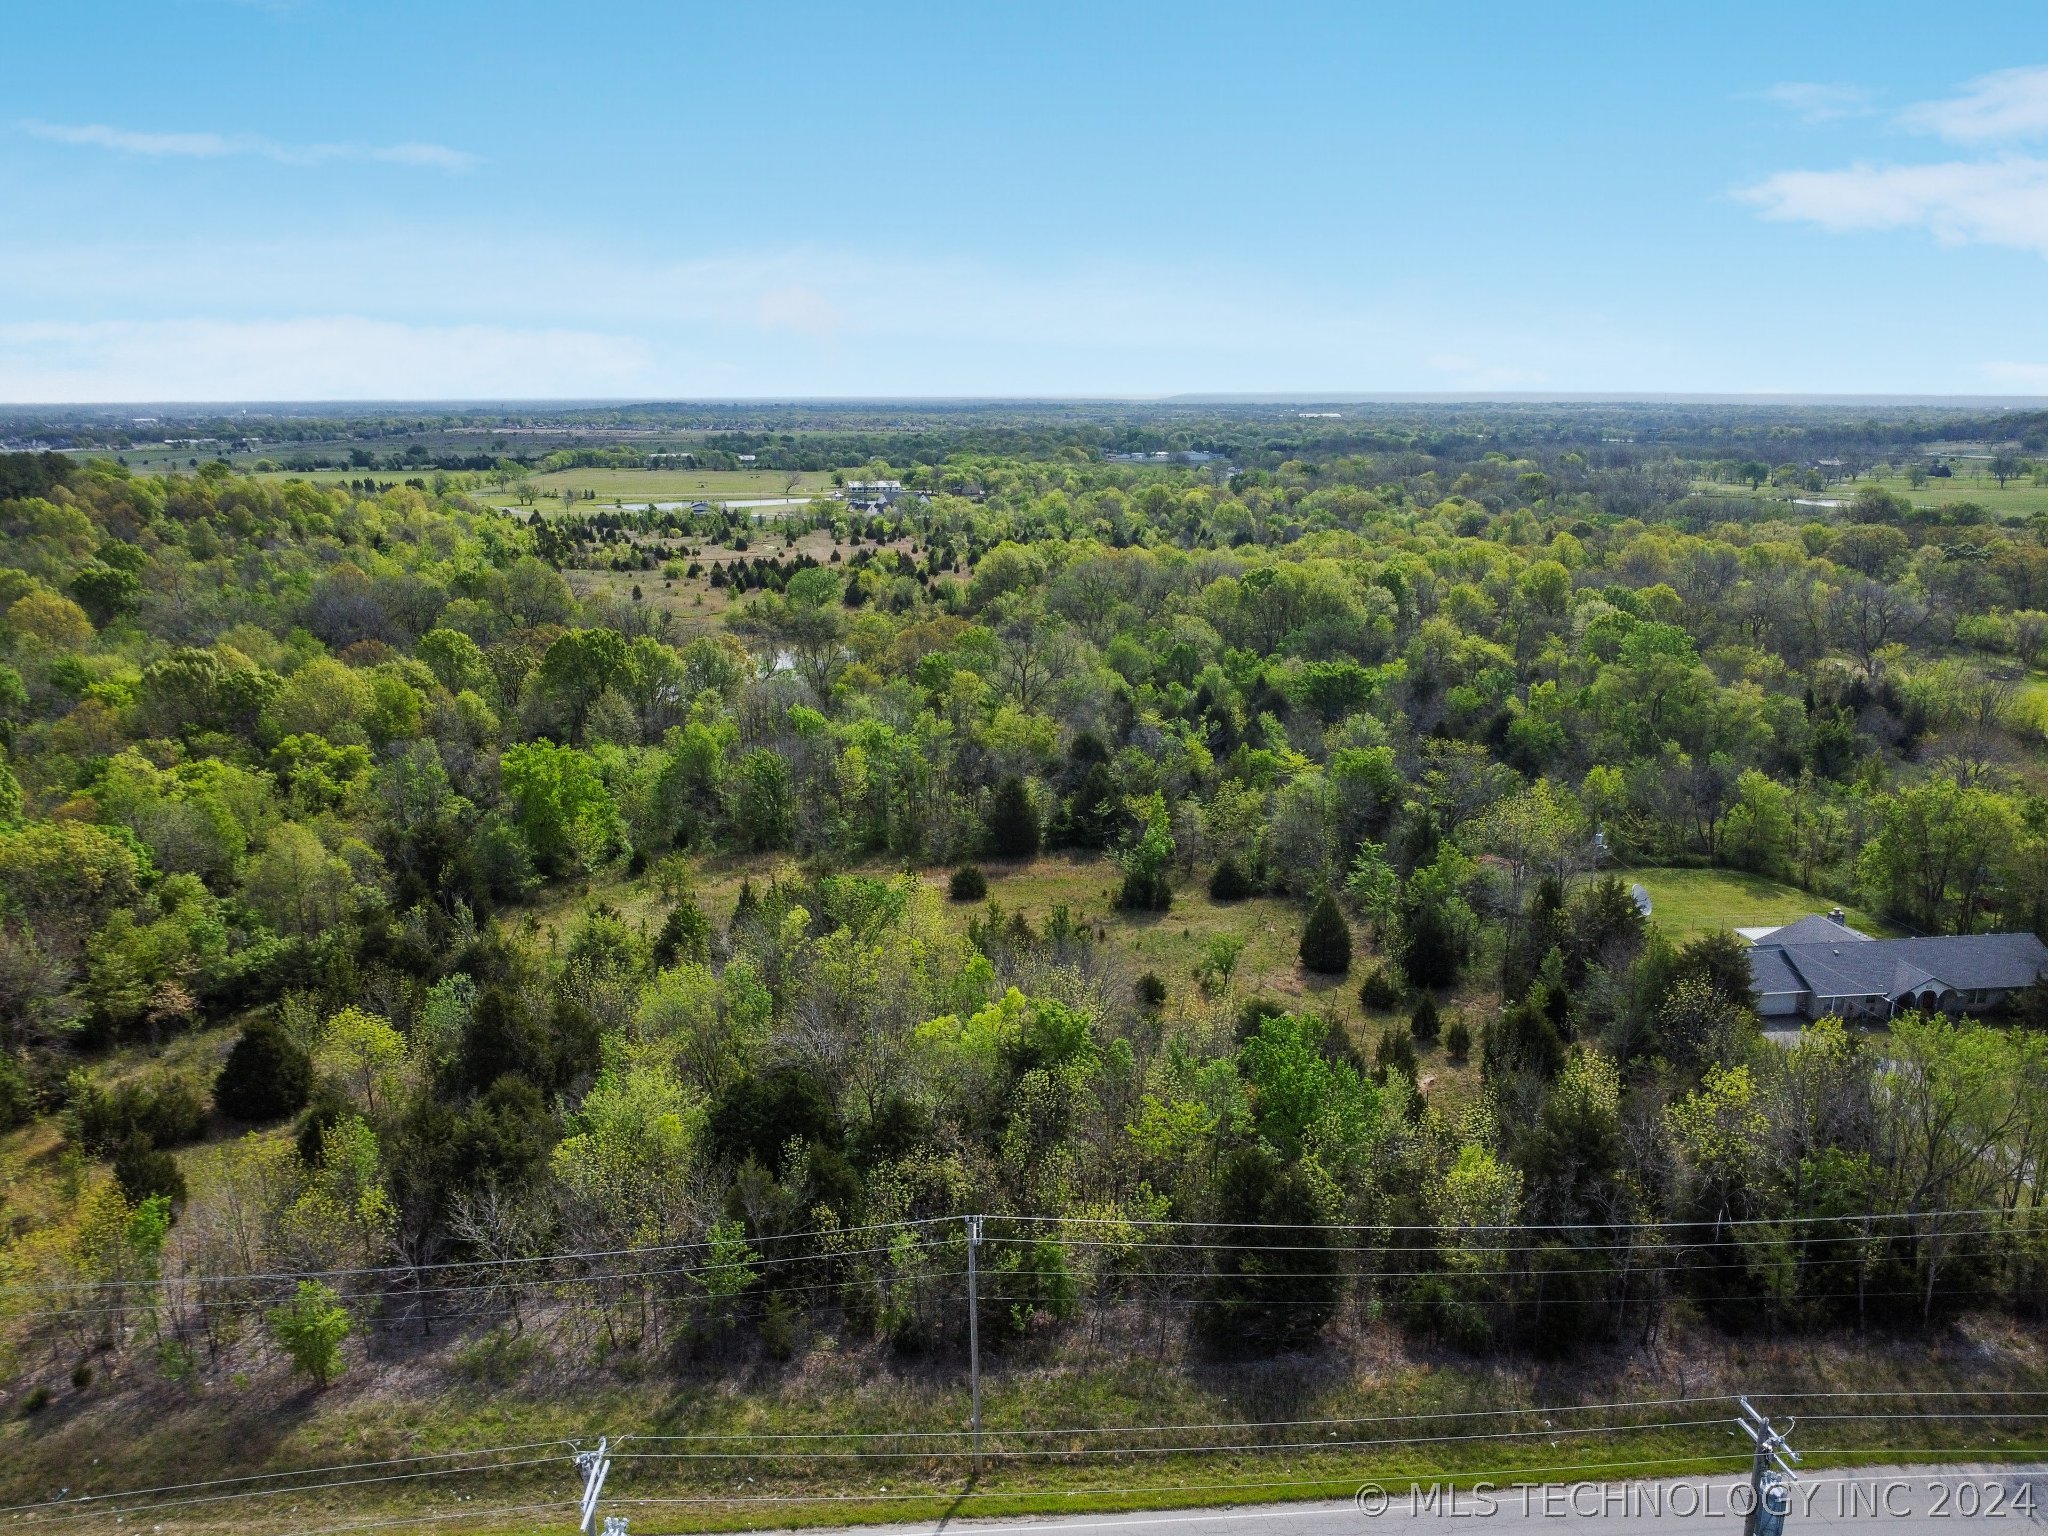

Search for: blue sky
xmin=4 ymin=0 xmax=2048 ymax=401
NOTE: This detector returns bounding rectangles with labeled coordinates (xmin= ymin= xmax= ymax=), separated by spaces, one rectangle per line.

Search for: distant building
xmin=1743 ymin=912 xmax=2048 ymax=1021
xmin=843 ymin=479 xmax=903 ymax=508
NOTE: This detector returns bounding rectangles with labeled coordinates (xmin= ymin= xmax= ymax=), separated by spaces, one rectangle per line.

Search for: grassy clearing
xmin=497 ymin=468 xmax=838 ymax=504
xmin=1619 ymin=866 xmax=1891 ymax=939
xmin=525 ymin=849 xmax=1488 ymax=1112
xmin=528 ymin=851 xmax=1486 ymax=1061
xmin=555 ymin=524 xmax=930 ymax=636
xmin=2017 ymin=675 xmax=2048 ymax=740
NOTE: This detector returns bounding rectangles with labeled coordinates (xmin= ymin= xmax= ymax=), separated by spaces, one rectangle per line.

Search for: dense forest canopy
xmin=3 ymin=400 xmax=2048 ymax=1392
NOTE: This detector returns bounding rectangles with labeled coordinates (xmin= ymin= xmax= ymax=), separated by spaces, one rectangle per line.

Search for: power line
xmin=32 ymin=1389 xmax=2029 ymax=1518
xmin=599 ymin=1449 xmax=1763 ymax=1510
xmin=0 ymin=1441 xmax=574 ymax=1516
xmin=17 ymin=1420 xmax=2044 ymax=1533
xmin=0 ymin=1216 xmax=955 ymax=1297
xmin=12 ymin=1454 xmax=574 ymax=1529
xmin=4 ymin=1206 xmax=2025 ymax=1298
xmin=611 ymin=1415 xmax=1735 ymax=1462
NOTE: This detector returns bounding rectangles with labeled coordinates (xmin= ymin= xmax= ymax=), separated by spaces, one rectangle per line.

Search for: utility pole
xmin=1737 ymin=1399 xmax=1799 ymax=1536
xmin=575 ymin=1437 xmax=619 ymax=1536
xmin=965 ymin=1214 xmax=983 ymax=1478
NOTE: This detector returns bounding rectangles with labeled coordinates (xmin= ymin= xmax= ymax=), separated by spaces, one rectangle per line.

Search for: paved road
xmin=748 ymin=1467 xmax=2048 ymax=1536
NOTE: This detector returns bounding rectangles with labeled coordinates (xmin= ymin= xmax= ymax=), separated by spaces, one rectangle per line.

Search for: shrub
xmin=651 ymin=897 xmax=713 ymax=967
xmin=21 ymin=1386 xmax=50 ymax=1414
xmin=70 ymin=1363 xmax=92 ymax=1390
xmin=1375 ymin=1026 xmax=1419 ymax=1083
xmin=948 ymin=864 xmax=989 ymax=902
xmin=761 ymin=1291 xmax=799 ymax=1360
xmin=1115 ymin=862 xmax=1172 ymax=912
xmin=1409 ymin=993 xmax=1441 ymax=1045
xmin=69 ymin=1071 xmax=209 ymax=1156
xmin=1233 ymin=996 xmax=1286 ymax=1042
xmin=1446 ymin=1018 xmax=1472 ymax=1060
xmin=1298 ymin=891 xmax=1353 ymax=976
xmin=112 ymin=1133 xmax=187 ymax=1207
xmin=1358 ymin=965 xmax=1402 ymax=1011
xmin=1208 ymin=856 xmax=1254 ymax=901
xmin=1136 ymin=972 xmax=1167 ymax=1009
xmin=269 ymin=1279 xmax=352 ymax=1387
xmin=214 ymin=1018 xmax=312 ymax=1123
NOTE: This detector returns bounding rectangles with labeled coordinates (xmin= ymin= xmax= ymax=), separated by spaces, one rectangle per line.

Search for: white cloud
xmin=1763 ymin=82 xmax=1875 ymax=124
xmin=19 ymin=120 xmax=479 ymax=171
xmin=0 ymin=317 xmax=651 ymax=401
xmin=1899 ymin=65 xmax=2048 ymax=143
xmin=1738 ymin=156 xmax=2048 ymax=255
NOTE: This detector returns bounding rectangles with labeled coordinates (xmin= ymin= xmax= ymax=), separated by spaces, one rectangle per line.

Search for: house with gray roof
xmin=1743 ymin=911 xmax=2048 ymax=1021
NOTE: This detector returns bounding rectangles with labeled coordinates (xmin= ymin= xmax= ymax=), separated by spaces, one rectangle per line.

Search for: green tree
xmin=267 ymin=1279 xmax=352 ymax=1387
xmin=538 ymin=627 xmax=628 ymax=742
xmin=501 ymin=740 xmax=625 ymax=875
xmin=730 ymin=748 xmax=794 ymax=852
xmin=1298 ymin=890 xmax=1353 ymax=975
xmin=735 ymin=568 xmax=846 ymax=697
xmin=1114 ymin=795 xmax=1174 ymax=911
xmin=1859 ymin=779 xmax=2022 ymax=933
xmin=242 ymin=823 xmax=354 ymax=937
xmin=699 ymin=1216 xmax=761 ymax=1331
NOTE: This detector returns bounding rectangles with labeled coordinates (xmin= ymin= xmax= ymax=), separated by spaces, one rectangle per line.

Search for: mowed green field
xmin=1621 ymin=866 xmax=1893 ymax=938
xmin=501 ymin=467 xmax=838 ymax=504
xmin=1686 ymin=467 xmax=2048 ymax=520
xmin=1849 ymin=466 xmax=2048 ymax=518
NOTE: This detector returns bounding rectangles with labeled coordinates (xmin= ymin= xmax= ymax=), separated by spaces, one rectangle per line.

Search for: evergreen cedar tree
xmin=1115 ymin=849 xmax=1173 ymax=912
xmin=949 ymin=864 xmax=989 ymax=901
xmin=1375 ymin=1025 xmax=1419 ymax=1084
xmin=1208 ymin=855 xmax=1254 ymax=901
xmin=986 ymin=775 xmax=1040 ymax=859
xmin=1299 ymin=891 xmax=1353 ymax=975
xmin=1409 ymin=992 xmax=1440 ymax=1044
xmin=1197 ymin=1145 xmax=1340 ymax=1351
xmin=214 ymin=1018 xmax=313 ymax=1122
xmin=653 ymin=898 xmax=713 ymax=967
xmin=1358 ymin=964 xmax=1402 ymax=1010
xmin=1445 ymin=1017 xmax=1473 ymax=1060
xmin=113 ymin=1132 xmax=186 ymax=1206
